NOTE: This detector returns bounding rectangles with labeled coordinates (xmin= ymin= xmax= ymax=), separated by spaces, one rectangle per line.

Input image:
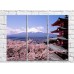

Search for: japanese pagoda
xmin=51 ymin=15 xmax=68 ymax=49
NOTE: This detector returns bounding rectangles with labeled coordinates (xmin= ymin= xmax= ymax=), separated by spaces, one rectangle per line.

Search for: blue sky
xmin=7 ymin=15 xmax=26 ymax=35
xmin=7 ymin=15 xmax=26 ymax=29
xmin=7 ymin=15 xmax=65 ymax=34
xmin=48 ymin=15 xmax=65 ymax=33
xmin=28 ymin=15 xmax=47 ymax=32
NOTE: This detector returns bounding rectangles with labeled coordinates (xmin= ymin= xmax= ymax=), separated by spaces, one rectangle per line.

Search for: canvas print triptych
xmin=7 ymin=15 xmax=68 ymax=61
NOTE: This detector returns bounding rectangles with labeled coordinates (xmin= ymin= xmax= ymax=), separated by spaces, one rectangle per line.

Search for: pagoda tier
xmin=57 ymin=34 xmax=68 ymax=38
xmin=51 ymin=29 xmax=68 ymax=38
xmin=49 ymin=37 xmax=68 ymax=48
xmin=58 ymin=27 xmax=67 ymax=30
xmin=51 ymin=29 xmax=67 ymax=33
xmin=50 ymin=37 xmax=67 ymax=41
xmin=52 ymin=18 xmax=68 ymax=27
xmin=56 ymin=39 xmax=68 ymax=49
xmin=50 ymin=15 xmax=68 ymax=50
xmin=57 ymin=37 xmax=67 ymax=40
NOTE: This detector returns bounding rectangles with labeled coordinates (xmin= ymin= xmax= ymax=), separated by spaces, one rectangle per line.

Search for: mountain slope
xmin=7 ymin=32 xmax=57 ymax=38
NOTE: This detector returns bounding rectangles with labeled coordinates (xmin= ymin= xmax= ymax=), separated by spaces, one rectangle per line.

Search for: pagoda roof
xmin=58 ymin=37 xmax=68 ymax=40
xmin=49 ymin=37 xmax=67 ymax=40
xmin=52 ymin=18 xmax=67 ymax=26
xmin=58 ymin=27 xmax=67 ymax=30
xmin=49 ymin=38 xmax=57 ymax=40
xmin=51 ymin=27 xmax=67 ymax=33
xmin=51 ymin=30 xmax=59 ymax=33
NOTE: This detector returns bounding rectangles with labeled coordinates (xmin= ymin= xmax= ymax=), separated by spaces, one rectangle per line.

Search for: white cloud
xmin=28 ymin=26 xmax=44 ymax=33
xmin=7 ymin=26 xmax=44 ymax=35
xmin=7 ymin=27 xmax=26 ymax=35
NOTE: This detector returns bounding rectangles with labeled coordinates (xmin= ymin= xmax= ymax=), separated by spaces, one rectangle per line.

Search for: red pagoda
xmin=51 ymin=15 xmax=68 ymax=49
